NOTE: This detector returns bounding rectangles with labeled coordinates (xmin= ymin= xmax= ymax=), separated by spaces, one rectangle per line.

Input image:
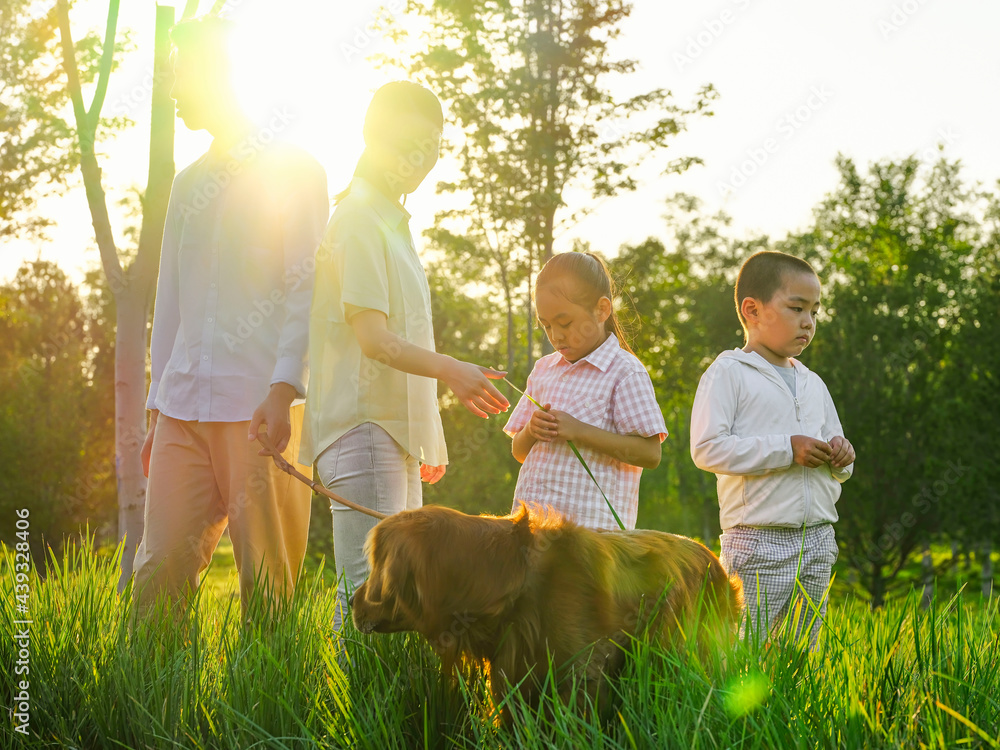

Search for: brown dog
xmin=350 ymin=503 xmax=742 ymax=715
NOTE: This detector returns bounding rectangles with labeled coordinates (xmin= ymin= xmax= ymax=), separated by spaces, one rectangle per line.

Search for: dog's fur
xmin=351 ymin=504 xmax=742 ymax=713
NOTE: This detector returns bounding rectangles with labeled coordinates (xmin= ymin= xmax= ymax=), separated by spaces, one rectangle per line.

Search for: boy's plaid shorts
xmin=719 ymin=523 xmax=839 ymax=648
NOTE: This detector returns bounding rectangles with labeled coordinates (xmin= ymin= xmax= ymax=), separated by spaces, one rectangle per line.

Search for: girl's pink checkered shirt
xmin=504 ymin=335 xmax=667 ymax=530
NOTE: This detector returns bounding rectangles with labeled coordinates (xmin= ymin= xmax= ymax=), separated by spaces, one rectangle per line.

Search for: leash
xmin=256 ymin=431 xmax=389 ymax=520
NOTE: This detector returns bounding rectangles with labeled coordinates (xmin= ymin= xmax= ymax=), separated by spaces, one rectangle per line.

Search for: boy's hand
xmin=791 ymin=435 xmax=833 ymax=468
xmin=828 ymin=435 xmax=855 ymax=468
xmin=527 ymin=405 xmax=583 ymax=442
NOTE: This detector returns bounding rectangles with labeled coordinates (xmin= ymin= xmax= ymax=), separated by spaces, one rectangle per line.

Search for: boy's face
xmin=742 ymin=271 xmax=821 ymax=364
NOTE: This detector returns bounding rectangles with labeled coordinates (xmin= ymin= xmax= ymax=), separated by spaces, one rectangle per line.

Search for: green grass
xmin=2 ymin=537 xmax=998 ymax=749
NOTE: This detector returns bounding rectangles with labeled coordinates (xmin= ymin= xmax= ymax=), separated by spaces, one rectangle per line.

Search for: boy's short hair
xmin=735 ymin=251 xmax=817 ymax=330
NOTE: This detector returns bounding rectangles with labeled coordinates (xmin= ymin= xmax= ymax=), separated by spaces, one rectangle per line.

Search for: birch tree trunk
xmin=58 ymin=1 xmax=175 ymax=589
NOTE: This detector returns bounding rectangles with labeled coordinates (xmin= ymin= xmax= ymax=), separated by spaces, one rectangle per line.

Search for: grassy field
xmin=2 ymin=533 xmax=998 ymax=749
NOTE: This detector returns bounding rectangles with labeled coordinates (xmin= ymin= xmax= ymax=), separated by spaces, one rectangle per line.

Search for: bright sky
xmin=4 ymin=0 xmax=1000 ymax=283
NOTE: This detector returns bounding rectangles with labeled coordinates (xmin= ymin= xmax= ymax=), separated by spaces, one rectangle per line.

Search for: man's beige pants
xmin=132 ymin=406 xmax=311 ymax=616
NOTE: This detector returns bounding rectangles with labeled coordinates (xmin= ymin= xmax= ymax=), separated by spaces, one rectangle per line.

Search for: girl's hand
xmin=420 ymin=464 xmax=446 ymax=484
xmin=828 ymin=435 xmax=855 ymax=468
xmin=528 ymin=404 xmax=557 ymax=442
xmin=528 ymin=405 xmax=584 ymax=443
xmin=442 ymin=360 xmax=509 ymax=418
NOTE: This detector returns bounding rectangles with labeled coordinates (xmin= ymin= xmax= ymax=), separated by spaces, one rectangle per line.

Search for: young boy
xmin=690 ymin=251 xmax=854 ymax=648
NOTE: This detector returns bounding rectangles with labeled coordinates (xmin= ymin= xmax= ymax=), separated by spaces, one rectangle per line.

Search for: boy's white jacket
xmin=690 ymin=348 xmax=853 ymax=530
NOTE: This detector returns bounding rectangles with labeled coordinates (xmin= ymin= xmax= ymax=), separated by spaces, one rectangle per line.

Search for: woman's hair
xmin=363 ymin=80 xmax=443 ymax=146
xmin=535 ymin=251 xmax=633 ymax=354
xmin=335 ymin=81 xmax=443 ymax=204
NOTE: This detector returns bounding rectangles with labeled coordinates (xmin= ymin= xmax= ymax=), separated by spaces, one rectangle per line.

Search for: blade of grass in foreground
xmin=503 ymin=376 xmax=625 ymax=530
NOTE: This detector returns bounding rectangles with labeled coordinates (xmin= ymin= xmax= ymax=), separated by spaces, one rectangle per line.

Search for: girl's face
xmin=535 ymin=282 xmax=612 ymax=363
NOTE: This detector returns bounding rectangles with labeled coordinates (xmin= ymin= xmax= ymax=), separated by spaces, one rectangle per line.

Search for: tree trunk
xmin=920 ymin=541 xmax=934 ymax=609
xmin=526 ymin=264 xmax=535 ymax=374
xmin=116 ymin=4 xmax=175 ymax=588
xmin=114 ymin=293 xmax=150 ymax=587
xmin=59 ymin=0 xmax=174 ymax=589
xmin=870 ymin=562 xmax=885 ymax=610
xmin=982 ymin=538 xmax=994 ymax=599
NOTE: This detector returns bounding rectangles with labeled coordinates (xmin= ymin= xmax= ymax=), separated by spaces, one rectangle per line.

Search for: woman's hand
xmin=441 ymin=360 xmax=509 ymax=418
xmin=420 ymin=464 xmax=447 ymax=484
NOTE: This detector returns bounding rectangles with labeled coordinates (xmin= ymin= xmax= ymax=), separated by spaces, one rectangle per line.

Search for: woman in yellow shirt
xmin=301 ymin=82 xmax=509 ymax=630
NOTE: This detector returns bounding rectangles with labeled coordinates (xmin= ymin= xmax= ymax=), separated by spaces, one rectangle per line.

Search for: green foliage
xmin=0 ymin=0 xmax=129 ymax=238
xmin=782 ymin=155 xmax=1000 ymax=606
xmin=609 ymin=195 xmax=767 ymax=539
xmin=0 ymin=261 xmax=116 ymax=558
xmin=2 ymin=538 xmax=998 ymax=748
xmin=387 ymin=0 xmax=716 ymax=371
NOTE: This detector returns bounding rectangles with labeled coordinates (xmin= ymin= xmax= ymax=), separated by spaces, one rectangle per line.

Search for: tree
xmin=0 ymin=261 xmax=116 ymax=558
xmin=422 ymin=260 xmax=521 ymax=515
xmin=782 ymin=155 xmax=993 ymax=607
xmin=611 ymin=195 xmax=766 ymax=542
xmin=0 ymin=0 xmax=123 ymax=238
xmin=57 ymin=0 xmax=178 ymax=587
xmin=386 ymin=0 xmax=716 ymax=374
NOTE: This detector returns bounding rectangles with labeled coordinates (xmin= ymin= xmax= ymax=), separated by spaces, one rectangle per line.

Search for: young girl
xmin=301 ymin=82 xmax=509 ymax=629
xmin=505 ymin=252 xmax=667 ymax=530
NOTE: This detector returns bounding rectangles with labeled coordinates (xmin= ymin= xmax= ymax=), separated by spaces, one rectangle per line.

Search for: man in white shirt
xmin=132 ymin=17 xmax=328 ymax=617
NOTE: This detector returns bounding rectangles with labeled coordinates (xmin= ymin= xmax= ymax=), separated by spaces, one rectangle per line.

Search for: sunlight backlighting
xmin=222 ymin=0 xmax=409 ymax=192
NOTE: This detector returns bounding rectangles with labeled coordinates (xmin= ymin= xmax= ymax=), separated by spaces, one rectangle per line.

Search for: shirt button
xmin=202 ymin=355 xmax=209 ymax=361
xmin=207 ymin=317 xmax=213 ymax=323
xmin=211 ymin=282 xmax=217 ymax=289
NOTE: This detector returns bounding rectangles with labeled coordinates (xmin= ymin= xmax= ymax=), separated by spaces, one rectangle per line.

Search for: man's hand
xmin=141 ymin=410 xmax=159 ymax=478
xmin=791 ymin=435 xmax=833 ymax=468
xmin=420 ymin=464 xmax=447 ymax=485
xmin=249 ymin=382 xmax=298 ymax=455
xmin=828 ymin=435 xmax=855 ymax=468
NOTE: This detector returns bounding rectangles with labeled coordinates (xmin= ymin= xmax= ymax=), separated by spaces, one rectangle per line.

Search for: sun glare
xmin=223 ymin=1 xmax=405 ymax=188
